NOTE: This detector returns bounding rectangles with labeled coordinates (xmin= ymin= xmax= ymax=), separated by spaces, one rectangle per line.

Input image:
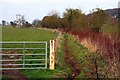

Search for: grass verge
xmin=64 ymin=33 xmax=108 ymax=78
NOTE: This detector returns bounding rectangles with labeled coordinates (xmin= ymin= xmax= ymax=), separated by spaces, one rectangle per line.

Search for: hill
xmin=104 ymin=8 xmax=120 ymax=18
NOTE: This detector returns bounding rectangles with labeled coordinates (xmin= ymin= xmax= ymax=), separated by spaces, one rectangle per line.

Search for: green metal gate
xmin=0 ymin=42 xmax=47 ymax=69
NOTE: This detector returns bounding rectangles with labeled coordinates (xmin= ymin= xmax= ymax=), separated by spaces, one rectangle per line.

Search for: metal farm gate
xmin=0 ymin=42 xmax=47 ymax=69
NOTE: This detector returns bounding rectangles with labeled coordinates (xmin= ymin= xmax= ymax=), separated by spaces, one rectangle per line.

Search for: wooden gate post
xmin=49 ymin=40 xmax=55 ymax=69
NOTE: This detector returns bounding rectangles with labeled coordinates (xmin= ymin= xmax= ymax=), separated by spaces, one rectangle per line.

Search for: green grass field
xmin=2 ymin=26 xmax=56 ymax=41
xmin=2 ymin=26 xmax=64 ymax=78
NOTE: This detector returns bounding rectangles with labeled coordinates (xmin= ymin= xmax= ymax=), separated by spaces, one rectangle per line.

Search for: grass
xmin=55 ymin=33 xmax=71 ymax=77
xmin=2 ymin=26 xmax=109 ymax=78
xmin=21 ymin=33 xmax=71 ymax=79
xmin=2 ymin=26 xmax=56 ymax=41
xmin=2 ymin=26 xmax=71 ymax=79
xmin=2 ymin=26 xmax=66 ymax=78
xmin=64 ymin=33 xmax=90 ymax=78
xmin=21 ymin=33 xmax=70 ymax=80
xmin=21 ymin=69 xmax=65 ymax=78
xmin=64 ymin=33 xmax=108 ymax=78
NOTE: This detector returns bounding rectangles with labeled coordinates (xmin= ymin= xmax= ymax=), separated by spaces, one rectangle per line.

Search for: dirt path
xmin=2 ymin=70 xmax=28 ymax=80
xmin=64 ymin=35 xmax=80 ymax=80
xmin=1 ymin=50 xmax=29 ymax=80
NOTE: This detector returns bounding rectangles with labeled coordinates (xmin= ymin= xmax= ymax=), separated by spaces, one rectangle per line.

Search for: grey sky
xmin=0 ymin=0 xmax=119 ymax=23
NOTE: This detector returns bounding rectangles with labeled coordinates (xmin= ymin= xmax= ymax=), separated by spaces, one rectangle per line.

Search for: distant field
xmin=2 ymin=26 xmax=57 ymax=41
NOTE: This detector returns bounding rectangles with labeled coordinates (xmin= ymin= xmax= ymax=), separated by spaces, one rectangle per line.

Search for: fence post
xmin=23 ymin=42 xmax=25 ymax=68
xmin=45 ymin=42 xmax=47 ymax=69
xmin=49 ymin=40 xmax=55 ymax=69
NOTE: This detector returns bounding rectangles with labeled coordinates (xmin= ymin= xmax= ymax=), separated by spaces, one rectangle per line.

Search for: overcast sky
xmin=0 ymin=0 xmax=119 ymax=23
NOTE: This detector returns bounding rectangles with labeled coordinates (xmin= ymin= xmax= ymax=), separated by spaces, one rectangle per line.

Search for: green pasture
xmin=2 ymin=26 xmax=65 ymax=78
xmin=2 ymin=26 xmax=56 ymax=41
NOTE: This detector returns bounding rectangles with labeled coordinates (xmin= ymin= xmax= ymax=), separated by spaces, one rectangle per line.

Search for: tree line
xmin=1 ymin=8 xmax=117 ymax=33
xmin=40 ymin=8 xmax=117 ymax=33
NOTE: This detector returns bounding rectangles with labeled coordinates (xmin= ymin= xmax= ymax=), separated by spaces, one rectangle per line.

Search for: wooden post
xmin=49 ymin=40 xmax=55 ymax=69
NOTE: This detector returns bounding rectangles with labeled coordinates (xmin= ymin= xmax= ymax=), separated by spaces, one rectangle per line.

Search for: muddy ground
xmin=1 ymin=50 xmax=29 ymax=80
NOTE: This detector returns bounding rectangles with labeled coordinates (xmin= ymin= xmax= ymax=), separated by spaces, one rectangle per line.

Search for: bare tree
xmin=14 ymin=14 xmax=26 ymax=27
xmin=2 ymin=20 xmax=6 ymax=26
